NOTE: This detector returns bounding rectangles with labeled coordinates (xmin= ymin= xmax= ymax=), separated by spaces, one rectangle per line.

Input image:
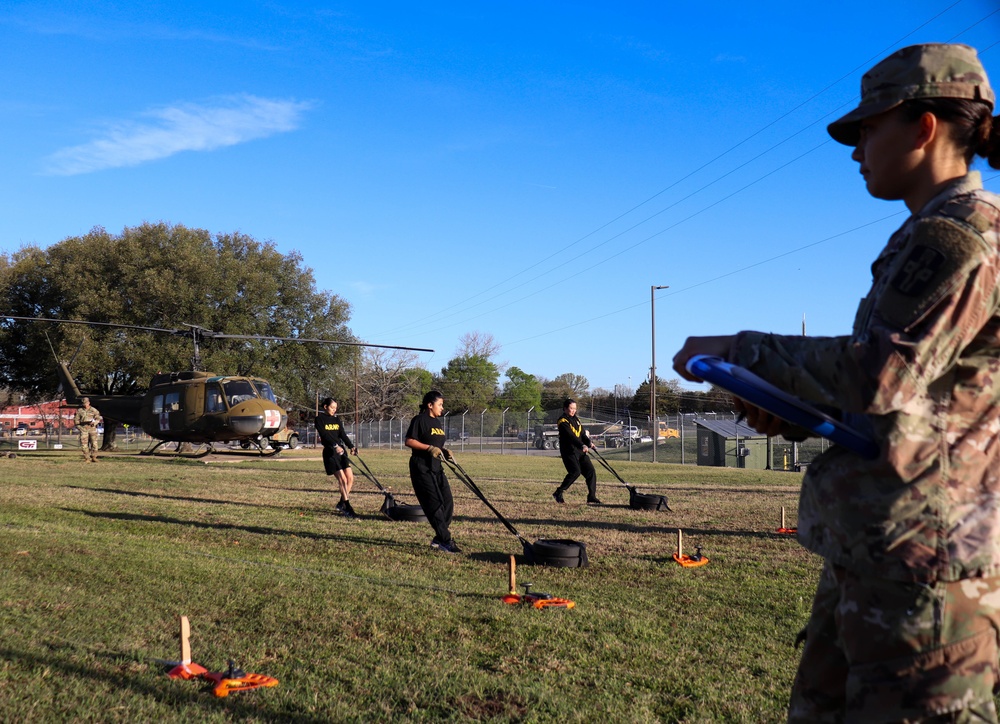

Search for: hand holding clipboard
xmin=684 ymin=355 xmax=879 ymax=460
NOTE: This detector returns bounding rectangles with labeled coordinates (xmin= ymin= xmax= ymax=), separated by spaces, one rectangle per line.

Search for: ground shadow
xmin=450 ymin=512 xmax=785 ymax=541
xmin=62 ymin=508 xmax=412 ymax=548
xmin=0 ymin=645 xmax=329 ymax=723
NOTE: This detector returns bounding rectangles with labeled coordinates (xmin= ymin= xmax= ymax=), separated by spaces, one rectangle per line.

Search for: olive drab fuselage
xmin=138 ymin=371 xmax=287 ymax=443
xmin=55 ymin=361 xmax=287 ymax=445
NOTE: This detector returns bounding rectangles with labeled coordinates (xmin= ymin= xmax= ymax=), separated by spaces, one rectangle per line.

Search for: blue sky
xmin=2 ymin=1 xmax=998 ymax=394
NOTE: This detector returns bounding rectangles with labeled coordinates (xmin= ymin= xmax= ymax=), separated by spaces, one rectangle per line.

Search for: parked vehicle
xmin=656 ymin=421 xmax=680 ymax=439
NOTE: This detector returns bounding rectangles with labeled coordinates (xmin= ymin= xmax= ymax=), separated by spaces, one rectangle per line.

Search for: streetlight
xmin=525 ymin=406 xmax=534 ymax=455
xmin=651 ymin=285 xmax=669 ymax=463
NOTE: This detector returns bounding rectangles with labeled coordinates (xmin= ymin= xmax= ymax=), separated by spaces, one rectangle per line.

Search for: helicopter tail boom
xmin=55 ymin=360 xmax=84 ymax=405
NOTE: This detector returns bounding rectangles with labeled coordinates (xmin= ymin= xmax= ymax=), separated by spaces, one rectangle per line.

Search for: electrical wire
xmin=368 ymin=4 xmax=999 ymax=346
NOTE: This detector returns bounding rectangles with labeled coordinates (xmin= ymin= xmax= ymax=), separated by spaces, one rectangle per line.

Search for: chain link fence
xmin=297 ymin=411 xmax=830 ymax=471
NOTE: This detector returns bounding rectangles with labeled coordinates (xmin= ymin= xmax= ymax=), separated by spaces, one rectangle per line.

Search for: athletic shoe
xmin=552 ymin=489 xmax=565 ymax=504
xmin=430 ymin=537 xmax=442 ymax=549
xmin=343 ymin=500 xmax=357 ymax=517
xmin=586 ymin=497 xmax=603 ymax=506
xmin=335 ymin=500 xmax=346 ymax=512
xmin=436 ymin=539 xmax=462 ymax=554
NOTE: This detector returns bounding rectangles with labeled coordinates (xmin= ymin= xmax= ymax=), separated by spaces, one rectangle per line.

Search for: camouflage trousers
xmin=80 ymin=427 xmax=99 ymax=461
xmin=788 ymin=562 xmax=1000 ymax=723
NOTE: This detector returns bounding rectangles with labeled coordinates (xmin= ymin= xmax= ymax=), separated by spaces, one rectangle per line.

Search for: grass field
xmin=1 ymin=447 xmax=819 ymax=722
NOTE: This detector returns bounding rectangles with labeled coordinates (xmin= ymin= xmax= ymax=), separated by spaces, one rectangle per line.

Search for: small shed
xmin=693 ymin=418 xmax=770 ymax=469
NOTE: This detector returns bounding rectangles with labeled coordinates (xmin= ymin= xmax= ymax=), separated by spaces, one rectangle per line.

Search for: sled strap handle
xmin=444 ymin=459 xmax=529 ymax=545
xmin=590 ymin=448 xmax=632 ymax=488
xmin=352 ymin=454 xmax=387 ymax=493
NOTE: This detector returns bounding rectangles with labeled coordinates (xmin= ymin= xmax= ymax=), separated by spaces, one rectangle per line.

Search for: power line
xmin=368 ymin=1 xmax=979 ymax=342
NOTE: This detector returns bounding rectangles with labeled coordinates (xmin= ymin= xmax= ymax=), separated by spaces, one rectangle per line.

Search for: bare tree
xmin=456 ymin=331 xmax=501 ymax=360
xmin=358 ymin=348 xmax=422 ymax=418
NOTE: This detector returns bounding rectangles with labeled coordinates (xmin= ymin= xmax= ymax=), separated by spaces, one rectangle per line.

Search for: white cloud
xmin=43 ymin=95 xmax=313 ymax=175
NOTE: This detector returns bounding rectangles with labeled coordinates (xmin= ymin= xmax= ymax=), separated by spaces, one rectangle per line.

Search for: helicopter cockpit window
xmin=205 ymin=385 xmax=227 ymax=413
xmin=152 ymin=395 xmax=164 ymax=414
xmin=223 ymin=379 xmax=258 ymax=408
xmin=254 ymin=381 xmax=277 ymax=403
xmin=165 ymin=391 xmax=181 ymax=412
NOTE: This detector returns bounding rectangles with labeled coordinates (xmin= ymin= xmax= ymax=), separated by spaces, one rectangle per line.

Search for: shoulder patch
xmin=939 ymin=195 xmax=1000 ymax=235
xmin=876 ymin=217 xmax=984 ymax=330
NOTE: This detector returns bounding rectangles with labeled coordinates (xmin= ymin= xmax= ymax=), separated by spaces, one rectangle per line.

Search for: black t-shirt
xmin=315 ymin=413 xmax=353 ymax=450
xmin=557 ymin=413 xmax=590 ymax=454
xmin=406 ymin=411 xmax=446 ymax=463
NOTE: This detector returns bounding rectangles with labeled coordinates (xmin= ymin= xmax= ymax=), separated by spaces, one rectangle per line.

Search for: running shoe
xmin=436 ymin=539 xmax=462 ymax=554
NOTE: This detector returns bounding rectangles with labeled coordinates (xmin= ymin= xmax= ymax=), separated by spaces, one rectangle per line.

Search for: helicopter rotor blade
xmin=202 ymin=332 xmax=433 ymax=353
xmin=2 ymin=315 xmax=182 ymax=336
xmin=3 ymin=316 xmax=434 ymax=354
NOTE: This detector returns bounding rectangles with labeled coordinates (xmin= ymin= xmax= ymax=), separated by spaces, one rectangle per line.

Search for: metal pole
xmin=525 ymin=406 xmax=534 ymax=455
xmin=681 ymin=413 xmax=686 ymax=465
xmin=628 ymin=409 xmax=633 ymax=463
xmin=651 ymin=284 xmax=668 ymax=463
xmin=501 ymin=407 xmax=510 ymax=454
xmin=480 ymin=409 xmax=487 ymax=452
xmin=461 ymin=410 xmax=468 ymax=451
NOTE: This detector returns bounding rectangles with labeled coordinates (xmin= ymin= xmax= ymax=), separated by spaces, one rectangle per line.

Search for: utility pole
xmin=651 ymin=284 xmax=669 ymax=463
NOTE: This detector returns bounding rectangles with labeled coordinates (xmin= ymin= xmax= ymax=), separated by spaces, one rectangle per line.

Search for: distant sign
xmin=18 ymin=439 xmax=37 ymax=450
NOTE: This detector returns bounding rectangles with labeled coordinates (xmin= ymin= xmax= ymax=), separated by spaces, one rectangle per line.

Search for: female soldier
xmin=404 ymin=390 xmax=459 ymax=553
xmin=673 ymin=44 xmax=999 ymax=722
xmin=315 ymin=398 xmax=358 ymax=517
xmin=552 ymin=398 xmax=601 ymax=505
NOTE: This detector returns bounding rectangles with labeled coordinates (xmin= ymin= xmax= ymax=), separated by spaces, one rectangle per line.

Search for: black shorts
xmin=323 ymin=447 xmax=350 ymax=475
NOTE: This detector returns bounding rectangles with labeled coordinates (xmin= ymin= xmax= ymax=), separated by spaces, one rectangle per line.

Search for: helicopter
xmin=3 ymin=316 xmax=432 ymax=458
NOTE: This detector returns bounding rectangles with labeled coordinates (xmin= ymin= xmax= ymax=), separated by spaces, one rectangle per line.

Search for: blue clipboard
xmin=685 ymin=355 xmax=879 ymax=460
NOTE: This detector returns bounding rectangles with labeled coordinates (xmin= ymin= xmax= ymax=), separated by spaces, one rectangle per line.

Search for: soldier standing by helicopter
xmin=74 ymin=397 xmax=102 ymax=463
xmin=315 ymin=398 xmax=358 ymax=517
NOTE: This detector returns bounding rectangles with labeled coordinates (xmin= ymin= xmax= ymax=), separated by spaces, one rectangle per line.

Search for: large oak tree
xmin=0 ymin=223 xmax=356 ymax=431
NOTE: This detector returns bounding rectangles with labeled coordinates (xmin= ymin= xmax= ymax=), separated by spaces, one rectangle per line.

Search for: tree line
xmin=0 ymin=223 xmax=733 ymax=425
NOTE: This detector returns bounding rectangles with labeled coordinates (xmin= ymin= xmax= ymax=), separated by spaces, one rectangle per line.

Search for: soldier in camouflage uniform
xmin=74 ymin=396 xmax=102 ymax=463
xmin=673 ymin=44 xmax=1000 ymax=722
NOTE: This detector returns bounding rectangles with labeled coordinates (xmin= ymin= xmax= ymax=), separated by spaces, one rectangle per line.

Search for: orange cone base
xmin=673 ymin=553 xmax=709 ymax=568
xmin=167 ymin=662 xmax=209 ymax=680
xmin=204 ymin=672 xmax=279 ymax=697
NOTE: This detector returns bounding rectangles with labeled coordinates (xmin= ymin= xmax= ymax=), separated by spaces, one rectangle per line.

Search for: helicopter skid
xmin=140 ymin=440 xmax=215 ymax=458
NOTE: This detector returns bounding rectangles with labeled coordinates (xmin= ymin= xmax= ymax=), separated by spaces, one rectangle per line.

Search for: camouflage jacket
xmin=732 ymin=172 xmax=1000 ymax=582
xmin=74 ymin=406 xmax=102 ymax=428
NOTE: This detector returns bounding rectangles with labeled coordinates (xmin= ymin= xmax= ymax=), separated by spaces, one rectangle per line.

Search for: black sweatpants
xmin=558 ymin=451 xmax=597 ymax=498
xmin=409 ymin=456 xmax=454 ymax=543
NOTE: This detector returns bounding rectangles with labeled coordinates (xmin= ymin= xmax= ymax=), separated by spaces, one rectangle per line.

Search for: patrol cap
xmin=828 ymin=43 xmax=994 ymax=146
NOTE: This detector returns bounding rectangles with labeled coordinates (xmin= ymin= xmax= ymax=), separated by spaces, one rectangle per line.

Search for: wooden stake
xmin=180 ymin=615 xmax=191 ymax=665
xmin=676 ymin=529 xmax=683 ymax=558
xmin=508 ymin=554 xmax=517 ymax=595
xmin=781 ymin=506 xmax=786 ymax=529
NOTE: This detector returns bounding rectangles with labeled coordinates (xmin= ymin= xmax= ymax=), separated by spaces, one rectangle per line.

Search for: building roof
xmin=693 ymin=418 xmax=767 ymax=439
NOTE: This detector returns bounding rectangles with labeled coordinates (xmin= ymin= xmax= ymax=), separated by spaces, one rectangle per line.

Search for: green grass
xmin=1 ymin=448 xmax=816 ymax=722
